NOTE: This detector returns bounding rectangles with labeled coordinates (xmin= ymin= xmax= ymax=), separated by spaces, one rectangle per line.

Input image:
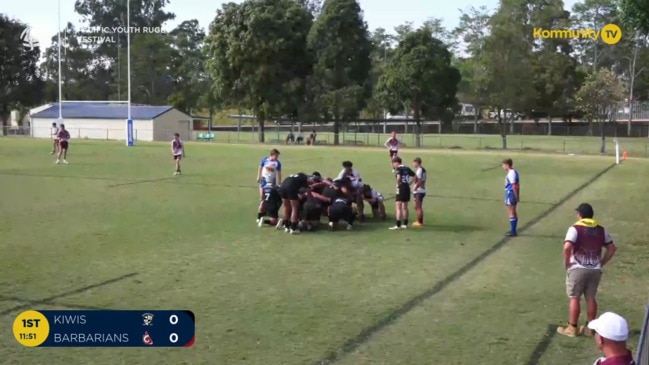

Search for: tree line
xmin=1 ymin=0 xmax=648 ymax=146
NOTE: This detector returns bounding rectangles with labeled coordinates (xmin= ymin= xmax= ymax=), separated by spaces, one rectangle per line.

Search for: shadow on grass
xmin=525 ymin=324 xmax=556 ymax=365
xmin=0 ymin=169 xmax=123 ymax=182
xmin=0 ymin=273 xmax=138 ymax=316
xmin=427 ymin=193 xmax=553 ymax=206
xmin=360 ymin=219 xmax=483 ymax=233
xmin=107 ymin=177 xmax=177 ymax=187
xmin=312 ymin=162 xmax=617 ymax=365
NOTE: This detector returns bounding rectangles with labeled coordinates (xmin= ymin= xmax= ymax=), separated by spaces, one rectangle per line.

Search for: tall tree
xmin=575 ymin=68 xmax=625 ymax=152
xmin=363 ymin=27 xmax=395 ymax=118
xmin=526 ymin=0 xmax=581 ymax=134
xmin=453 ymin=6 xmax=491 ymax=132
xmin=73 ymin=0 xmax=176 ymax=102
xmin=479 ymin=0 xmax=535 ymax=148
xmin=167 ymin=20 xmax=206 ymax=114
xmin=41 ymin=24 xmax=98 ymax=101
xmin=375 ymin=27 xmax=460 ymax=147
xmin=393 ymin=22 xmax=414 ymax=43
xmin=619 ymin=0 xmax=649 ymax=36
xmin=570 ymin=0 xmax=623 ymax=71
xmin=613 ymin=32 xmax=647 ymax=135
xmin=295 ymin=0 xmax=323 ymax=16
xmin=130 ymin=33 xmax=175 ymax=104
xmin=422 ymin=17 xmax=458 ymax=53
xmin=0 ymin=15 xmax=43 ymax=133
xmin=307 ymin=0 xmax=372 ymax=145
xmin=205 ymin=0 xmax=313 ymax=142
xmin=74 ymin=0 xmax=175 ymax=56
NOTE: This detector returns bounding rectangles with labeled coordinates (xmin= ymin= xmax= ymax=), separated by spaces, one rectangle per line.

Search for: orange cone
xmin=622 ymin=150 xmax=628 ymax=160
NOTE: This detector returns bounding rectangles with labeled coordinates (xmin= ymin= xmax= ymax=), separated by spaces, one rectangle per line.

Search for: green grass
xmin=1 ymin=139 xmax=648 ymax=365
xmin=206 ymin=131 xmax=649 ymax=158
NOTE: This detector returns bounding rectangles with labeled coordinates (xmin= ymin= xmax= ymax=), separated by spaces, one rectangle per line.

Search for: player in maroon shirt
xmin=55 ymin=124 xmax=70 ymax=164
xmin=171 ymin=133 xmax=185 ymax=175
xmin=384 ymin=131 xmax=400 ymax=170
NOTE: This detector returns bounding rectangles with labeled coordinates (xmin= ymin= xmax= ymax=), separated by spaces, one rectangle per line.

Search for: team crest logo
xmin=142 ymin=313 xmax=154 ymax=326
xmin=143 ymin=331 xmax=153 ymax=345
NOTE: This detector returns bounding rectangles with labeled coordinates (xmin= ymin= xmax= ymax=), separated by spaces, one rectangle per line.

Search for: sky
xmin=4 ymin=0 xmax=582 ymax=50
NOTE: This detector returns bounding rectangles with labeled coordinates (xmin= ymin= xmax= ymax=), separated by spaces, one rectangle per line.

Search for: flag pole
xmin=57 ymin=0 xmax=62 ymax=120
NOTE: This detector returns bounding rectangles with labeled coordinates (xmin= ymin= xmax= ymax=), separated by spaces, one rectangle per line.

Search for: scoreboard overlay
xmin=13 ymin=310 xmax=195 ymax=347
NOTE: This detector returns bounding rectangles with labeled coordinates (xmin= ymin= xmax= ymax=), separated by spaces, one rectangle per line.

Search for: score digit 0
xmin=169 ymin=315 xmax=178 ymax=325
xmin=169 ymin=333 xmax=178 ymax=343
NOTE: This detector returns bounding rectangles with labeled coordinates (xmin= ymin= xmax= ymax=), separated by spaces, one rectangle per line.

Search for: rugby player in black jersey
xmin=334 ymin=161 xmax=366 ymax=221
xmin=361 ymin=184 xmax=386 ymax=220
xmin=297 ymin=186 xmax=331 ymax=231
xmin=390 ymin=157 xmax=415 ymax=230
xmin=327 ymin=186 xmax=356 ymax=231
xmin=278 ymin=173 xmax=311 ymax=234
xmin=257 ymin=186 xmax=283 ymax=227
xmin=278 ymin=172 xmax=333 ymax=234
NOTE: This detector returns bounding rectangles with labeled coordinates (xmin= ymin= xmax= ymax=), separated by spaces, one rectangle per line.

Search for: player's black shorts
xmin=302 ymin=202 xmax=322 ymax=221
xmin=266 ymin=200 xmax=281 ymax=218
xmin=279 ymin=183 xmax=299 ymax=200
xmin=389 ymin=150 xmax=398 ymax=158
xmin=328 ymin=202 xmax=354 ymax=223
xmin=414 ymin=192 xmax=425 ymax=203
xmin=263 ymin=199 xmax=282 ymax=218
xmin=395 ymin=186 xmax=410 ymax=202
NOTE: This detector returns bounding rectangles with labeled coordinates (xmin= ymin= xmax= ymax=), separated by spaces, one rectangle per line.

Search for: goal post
xmin=613 ymin=138 xmax=626 ymax=164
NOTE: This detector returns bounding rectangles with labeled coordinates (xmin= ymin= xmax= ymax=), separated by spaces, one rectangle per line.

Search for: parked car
xmin=488 ymin=109 xmax=525 ymax=120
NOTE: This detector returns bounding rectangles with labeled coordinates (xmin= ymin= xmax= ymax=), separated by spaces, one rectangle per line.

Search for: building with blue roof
xmin=31 ymin=102 xmax=192 ymax=142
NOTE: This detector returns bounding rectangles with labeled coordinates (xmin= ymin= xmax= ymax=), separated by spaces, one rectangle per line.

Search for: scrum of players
xmin=255 ymin=142 xmax=426 ymax=234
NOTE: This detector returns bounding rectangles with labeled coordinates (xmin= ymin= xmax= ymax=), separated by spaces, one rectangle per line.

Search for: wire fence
xmin=3 ymin=125 xmax=649 ymax=157
xmin=638 ymin=301 xmax=649 ymax=365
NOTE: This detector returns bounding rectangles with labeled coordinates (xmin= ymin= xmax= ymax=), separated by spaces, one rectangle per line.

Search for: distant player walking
xmin=384 ymin=131 xmax=400 ymax=169
xmin=171 ymin=133 xmax=185 ymax=175
xmin=55 ymin=124 xmax=70 ymax=164
xmin=412 ymin=157 xmax=426 ymax=227
xmin=502 ymin=158 xmax=519 ymax=236
xmin=50 ymin=122 xmax=60 ymax=155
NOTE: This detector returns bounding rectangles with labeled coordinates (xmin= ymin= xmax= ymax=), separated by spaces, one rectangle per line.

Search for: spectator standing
xmin=557 ymin=203 xmax=618 ymax=337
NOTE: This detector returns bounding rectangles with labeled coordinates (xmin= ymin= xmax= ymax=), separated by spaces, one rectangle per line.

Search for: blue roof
xmin=32 ymin=102 xmax=174 ymax=120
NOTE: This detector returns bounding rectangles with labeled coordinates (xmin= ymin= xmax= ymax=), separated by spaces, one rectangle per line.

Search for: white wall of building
xmin=152 ymin=109 xmax=192 ymax=141
xmin=31 ymin=118 xmax=154 ymax=141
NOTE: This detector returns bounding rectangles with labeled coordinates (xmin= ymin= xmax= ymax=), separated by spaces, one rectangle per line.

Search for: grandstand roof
xmin=31 ymin=102 xmax=175 ymax=120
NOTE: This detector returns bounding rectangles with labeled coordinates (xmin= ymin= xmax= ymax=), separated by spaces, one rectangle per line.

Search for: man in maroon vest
xmin=557 ymin=203 xmax=618 ymax=337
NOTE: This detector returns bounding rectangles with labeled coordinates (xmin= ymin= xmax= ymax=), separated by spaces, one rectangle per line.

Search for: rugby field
xmin=0 ymin=138 xmax=647 ymax=365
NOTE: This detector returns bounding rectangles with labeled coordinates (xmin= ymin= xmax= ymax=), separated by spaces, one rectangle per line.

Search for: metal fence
xmin=217 ymin=119 xmax=649 ymax=137
xmin=3 ymin=125 xmax=649 ymax=157
xmin=638 ymin=301 xmax=649 ymax=365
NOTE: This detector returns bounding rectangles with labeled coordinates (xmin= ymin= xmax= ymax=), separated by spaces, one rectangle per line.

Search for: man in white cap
xmin=588 ymin=312 xmax=636 ymax=365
